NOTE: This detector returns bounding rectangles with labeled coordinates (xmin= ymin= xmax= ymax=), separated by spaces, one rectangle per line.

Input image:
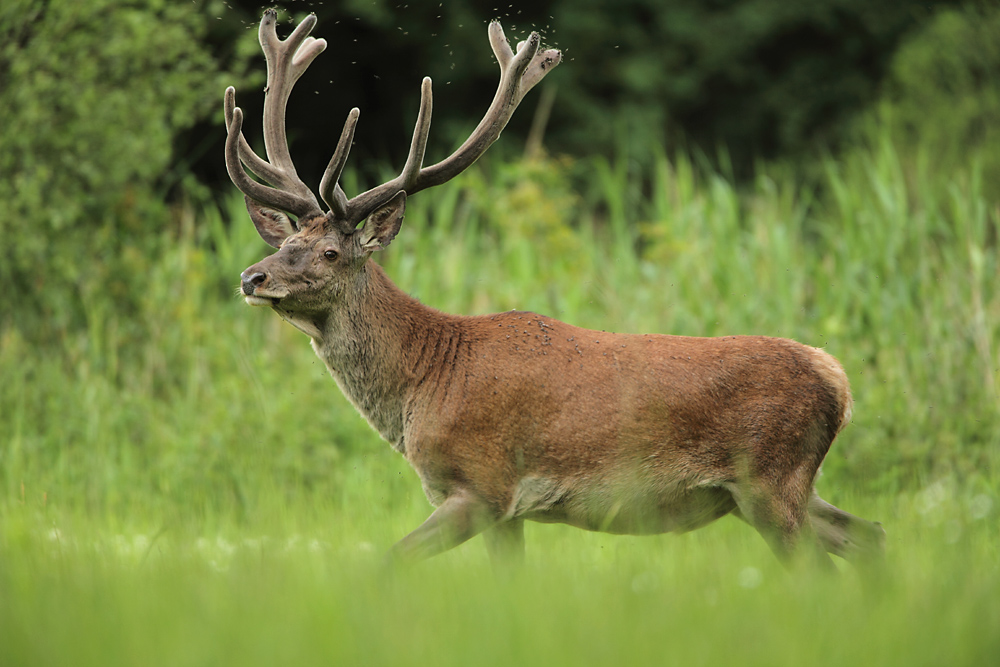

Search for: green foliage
xmin=0 ymin=0 xmax=255 ymax=338
xmin=0 ymin=202 xmax=371 ymax=518
xmin=864 ymin=2 xmax=1000 ymax=198
xmin=3 ymin=127 xmax=996 ymax=516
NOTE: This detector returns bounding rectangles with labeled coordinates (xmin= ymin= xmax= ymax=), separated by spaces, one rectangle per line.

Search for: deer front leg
xmin=386 ymin=490 xmax=496 ymax=564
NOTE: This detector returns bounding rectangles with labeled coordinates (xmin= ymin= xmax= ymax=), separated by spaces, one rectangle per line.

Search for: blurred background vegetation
xmin=1 ymin=0 xmax=998 ymax=510
xmin=2 ymin=4 xmax=999 ymax=663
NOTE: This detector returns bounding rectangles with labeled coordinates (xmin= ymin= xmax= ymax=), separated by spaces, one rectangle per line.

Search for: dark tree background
xmin=2 ymin=0 xmax=988 ymax=337
xmin=182 ymin=0 xmax=956 ymax=190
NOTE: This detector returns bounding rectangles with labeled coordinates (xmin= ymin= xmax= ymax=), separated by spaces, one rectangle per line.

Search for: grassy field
xmin=1 ymin=133 xmax=998 ymax=665
xmin=1 ymin=493 xmax=998 ymax=666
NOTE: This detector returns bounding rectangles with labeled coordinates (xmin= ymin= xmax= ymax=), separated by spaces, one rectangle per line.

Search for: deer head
xmin=226 ymin=11 xmax=560 ymax=328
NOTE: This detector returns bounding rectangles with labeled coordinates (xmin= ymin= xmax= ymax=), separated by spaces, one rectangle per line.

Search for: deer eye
xmin=323 ymin=249 xmax=338 ymax=260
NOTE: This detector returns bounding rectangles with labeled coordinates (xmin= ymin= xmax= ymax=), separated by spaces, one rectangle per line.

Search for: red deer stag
xmin=226 ymin=11 xmax=884 ymax=568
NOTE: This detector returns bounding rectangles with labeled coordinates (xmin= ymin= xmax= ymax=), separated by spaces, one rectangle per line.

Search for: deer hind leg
xmin=385 ymin=490 xmax=497 ymax=564
xmin=729 ymin=465 xmax=834 ymax=570
xmin=808 ymin=491 xmax=886 ymax=563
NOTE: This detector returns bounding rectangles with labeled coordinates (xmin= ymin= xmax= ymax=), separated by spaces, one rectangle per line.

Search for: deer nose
xmin=241 ymin=269 xmax=267 ymax=295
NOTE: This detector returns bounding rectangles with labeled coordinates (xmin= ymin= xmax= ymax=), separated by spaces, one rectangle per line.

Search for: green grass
xmin=1 ymin=130 xmax=998 ymax=665
xmin=2 ymin=491 xmax=998 ymax=666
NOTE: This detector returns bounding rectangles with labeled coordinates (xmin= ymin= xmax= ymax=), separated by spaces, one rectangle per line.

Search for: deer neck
xmin=309 ymin=260 xmax=449 ymax=450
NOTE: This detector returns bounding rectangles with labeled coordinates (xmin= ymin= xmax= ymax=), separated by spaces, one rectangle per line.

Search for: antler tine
xmin=320 ymin=107 xmax=361 ymax=219
xmin=343 ymin=21 xmax=561 ymax=225
xmin=399 ymin=77 xmax=434 ymax=191
xmin=259 ymin=10 xmax=325 ymax=178
xmin=225 ymin=104 xmax=320 ymax=218
xmin=319 ymin=55 xmax=431 ymax=221
xmin=224 ymin=11 xmax=329 ymax=220
xmin=339 ymin=76 xmax=434 ymax=225
xmin=224 ymin=87 xmax=287 ymax=188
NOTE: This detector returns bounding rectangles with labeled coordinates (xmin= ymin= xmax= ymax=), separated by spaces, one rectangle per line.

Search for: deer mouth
xmin=245 ymin=294 xmax=282 ymax=307
xmin=241 ymin=281 xmax=290 ymax=307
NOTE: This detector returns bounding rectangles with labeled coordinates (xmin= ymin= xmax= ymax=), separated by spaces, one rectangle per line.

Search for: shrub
xmin=871 ymin=2 xmax=1000 ymax=197
xmin=0 ymin=0 xmax=254 ymax=338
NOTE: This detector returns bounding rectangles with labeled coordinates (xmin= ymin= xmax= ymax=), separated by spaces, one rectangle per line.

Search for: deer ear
xmin=245 ymin=196 xmax=298 ymax=248
xmin=359 ymin=191 xmax=406 ymax=252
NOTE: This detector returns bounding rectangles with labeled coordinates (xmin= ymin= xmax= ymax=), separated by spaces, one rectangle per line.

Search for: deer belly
xmin=515 ymin=478 xmax=736 ymax=535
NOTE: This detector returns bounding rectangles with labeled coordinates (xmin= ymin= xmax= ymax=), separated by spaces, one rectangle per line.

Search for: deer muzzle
xmin=241 ymin=269 xmax=266 ymax=296
xmin=240 ymin=265 xmax=287 ymax=306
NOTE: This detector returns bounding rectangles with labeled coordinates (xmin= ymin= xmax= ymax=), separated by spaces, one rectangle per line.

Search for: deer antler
xmin=338 ymin=22 xmax=561 ymax=226
xmin=225 ymin=10 xmax=326 ymax=220
xmin=225 ymin=13 xmax=561 ymax=227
